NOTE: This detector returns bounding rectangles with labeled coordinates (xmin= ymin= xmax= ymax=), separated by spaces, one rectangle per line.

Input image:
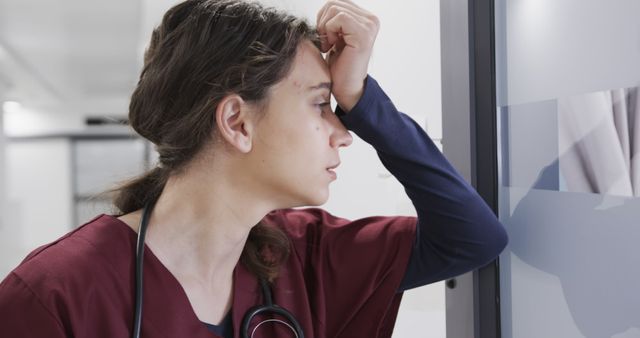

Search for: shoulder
xmin=8 ymin=214 xmax=134 ymax=305
xmin=0 ymin=215 xmax=136 ymax=335
xmin=263 ymin=207 xmax=417 ymax=249
xmin=264 ymin=207 xmax=416 ymax=231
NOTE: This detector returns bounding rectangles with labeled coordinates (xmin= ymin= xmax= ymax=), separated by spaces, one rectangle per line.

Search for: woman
xmin=0 ymin=0 xmax=508 ymax=337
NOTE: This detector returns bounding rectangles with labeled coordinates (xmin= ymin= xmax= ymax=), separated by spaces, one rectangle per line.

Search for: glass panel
xmin=495 ymin=0 xmax=640 ymax=107
xmin=495 ymin=0 xmax=640 ymax=337
xmin=498 ymin=187 xmax=640 ymax=338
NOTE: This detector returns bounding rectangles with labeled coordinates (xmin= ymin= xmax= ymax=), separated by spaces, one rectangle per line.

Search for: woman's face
xmin=248 ymin=40 xmax=353 ymax=207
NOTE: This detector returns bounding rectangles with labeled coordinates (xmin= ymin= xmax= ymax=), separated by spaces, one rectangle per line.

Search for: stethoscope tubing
xmin=240 ymin=280 xmax=304 ymax=338
xmin=132 ymin=200 xmax=155 ymax=338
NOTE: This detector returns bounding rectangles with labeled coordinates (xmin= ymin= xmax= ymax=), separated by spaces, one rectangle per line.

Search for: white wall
xmin=0 ymin=107 xmax=79 ymax=277
xmin=1 ymin=139 xmax=73 ymax=275
xmin=0 ymin=110 xmax=5 ymax=268
xmin=3 ymin=107 xmax=84 ymax=137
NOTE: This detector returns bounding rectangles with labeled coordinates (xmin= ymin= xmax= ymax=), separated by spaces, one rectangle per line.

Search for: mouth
xmin=326 ymin=162 xmax=340 ymax=180
xmin=327 ymin=162 xmax=340 ymax=170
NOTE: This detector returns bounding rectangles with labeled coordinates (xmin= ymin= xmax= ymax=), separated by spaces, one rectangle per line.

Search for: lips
xmin=326 ymin=162 xmax=340 ymax=180
xmin=326 ymin=162 xmax=340 ymax=170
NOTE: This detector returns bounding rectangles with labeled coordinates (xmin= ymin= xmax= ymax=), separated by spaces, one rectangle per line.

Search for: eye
xmin=315 ymin=102 xmax=331 ymax=111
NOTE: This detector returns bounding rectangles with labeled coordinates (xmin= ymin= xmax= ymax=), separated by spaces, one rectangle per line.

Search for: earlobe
xmin=215 ymin=95 xmax=253 ymax=153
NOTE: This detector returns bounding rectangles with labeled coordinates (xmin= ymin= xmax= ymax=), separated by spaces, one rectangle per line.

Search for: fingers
xmin=315 ymin=1 xmax=379 ymax=111
xmin=316 ymin=0 xmax=379 ymax=53
xmin=316 ymin=0 xmax=370 ymax=27
xmin=324 ymin=11 xmax=366 ymax=50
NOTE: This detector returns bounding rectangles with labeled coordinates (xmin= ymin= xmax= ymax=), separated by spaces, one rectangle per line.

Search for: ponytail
xmin=112 ymin=166 xmax=169 ymax=215
xmin=243 ymin=222 xmax=291 ymax=283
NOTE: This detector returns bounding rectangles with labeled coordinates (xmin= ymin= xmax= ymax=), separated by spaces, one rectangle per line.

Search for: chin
xmin=280 ymin=184 xmax=330 ymax=208
xmin=302 ymin=188 xmax=330 ymax=207
xmin=308 ymin=196 xmax=329 ymax=207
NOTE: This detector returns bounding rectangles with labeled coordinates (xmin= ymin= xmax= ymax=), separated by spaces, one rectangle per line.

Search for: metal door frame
xmin=441 ymin=0 xmax=501 ymax=337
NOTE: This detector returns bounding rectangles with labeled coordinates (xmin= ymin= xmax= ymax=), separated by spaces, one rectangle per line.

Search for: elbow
xmin=465 ymin=193 xmax=509 ymax=265
xmin=478 ymin=219 xmax=509 ymax=265
xmin=494 ymin=222 xmax=509 ymax=255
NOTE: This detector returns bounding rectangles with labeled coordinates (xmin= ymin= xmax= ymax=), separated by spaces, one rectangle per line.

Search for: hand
xmin=316 ymin=0 xmax=379 ymax=112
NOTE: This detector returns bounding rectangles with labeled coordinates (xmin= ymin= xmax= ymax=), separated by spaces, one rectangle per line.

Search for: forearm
xmin=337 ymin=76 xmax=508 ymax=290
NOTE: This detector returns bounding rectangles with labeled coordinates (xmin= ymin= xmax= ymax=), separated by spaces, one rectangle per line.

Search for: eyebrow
xmin=307 ymin=82 xmax=332 ymax=92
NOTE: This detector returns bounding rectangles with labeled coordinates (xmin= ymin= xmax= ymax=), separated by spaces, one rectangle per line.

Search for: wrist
xmin=334 ymin=76 xmax=367 ymax=112
xmin=335 ymin=88 xmax=364 ymax=113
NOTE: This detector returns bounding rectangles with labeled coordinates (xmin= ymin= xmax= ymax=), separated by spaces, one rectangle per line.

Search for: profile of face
xmin=246 ymin=40 xmax=353 ymax=208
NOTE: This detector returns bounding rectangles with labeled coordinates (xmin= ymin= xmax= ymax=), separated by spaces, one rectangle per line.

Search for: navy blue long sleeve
xmin=337 ymin=76 xmax=508 ymax=291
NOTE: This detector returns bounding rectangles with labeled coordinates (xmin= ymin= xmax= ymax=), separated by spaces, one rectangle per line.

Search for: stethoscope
xmin=132 ymin=199 xmax=305 ymax=338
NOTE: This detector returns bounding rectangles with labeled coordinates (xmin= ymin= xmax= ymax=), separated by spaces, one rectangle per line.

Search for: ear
xmin=215 ymin=95 xmax=254 ymax=153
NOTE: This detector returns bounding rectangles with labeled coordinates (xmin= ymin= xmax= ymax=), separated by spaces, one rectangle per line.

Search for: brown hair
xmin=113 ymin=0 xmax=319 ymax=282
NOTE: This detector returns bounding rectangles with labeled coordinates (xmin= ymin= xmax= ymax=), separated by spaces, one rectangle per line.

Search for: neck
xmin=143 ymin=160 xmax=275 ymax=284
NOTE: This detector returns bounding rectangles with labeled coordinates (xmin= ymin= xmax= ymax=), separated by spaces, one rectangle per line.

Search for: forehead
xmin=281 ymin=40 xmax=330 ymax=92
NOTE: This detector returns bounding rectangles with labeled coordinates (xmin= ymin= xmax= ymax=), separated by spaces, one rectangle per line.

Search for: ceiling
xmin=0 ymin=0 xmax=178 ymax=117
xmin=0 ymin=0 xmax=344 ymax=120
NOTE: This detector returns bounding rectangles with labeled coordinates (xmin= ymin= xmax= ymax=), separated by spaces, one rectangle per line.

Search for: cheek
xmin=304 ymin=120 xmax=328 ymax=147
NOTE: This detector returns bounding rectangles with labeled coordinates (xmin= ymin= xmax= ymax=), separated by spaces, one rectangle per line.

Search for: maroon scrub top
xmin=0 ymin=208 xmax=416 ymax=337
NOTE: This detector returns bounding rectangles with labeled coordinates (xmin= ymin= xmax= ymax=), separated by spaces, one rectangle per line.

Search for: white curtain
xmin=558 ymin=86 xmax=639 ymax=197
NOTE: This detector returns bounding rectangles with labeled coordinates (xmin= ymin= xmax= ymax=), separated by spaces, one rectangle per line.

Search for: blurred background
xmin=0 ymin=0 xmax=445 ymax=337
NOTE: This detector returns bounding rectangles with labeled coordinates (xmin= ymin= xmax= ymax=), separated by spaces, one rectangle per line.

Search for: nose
xmin=328 ymin=112 xmax=353 ymax=148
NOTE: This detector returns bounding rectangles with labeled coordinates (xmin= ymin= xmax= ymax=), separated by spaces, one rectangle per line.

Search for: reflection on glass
xmin=559 ymin=87 xmax=639 ymax=196
xmin=498 ymin=87 xmax=640 ymax=338
xmin=502 ymin=87 xmax=640 ymax=197
xmin=499 ymin=187 xmax=640 ymax=338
